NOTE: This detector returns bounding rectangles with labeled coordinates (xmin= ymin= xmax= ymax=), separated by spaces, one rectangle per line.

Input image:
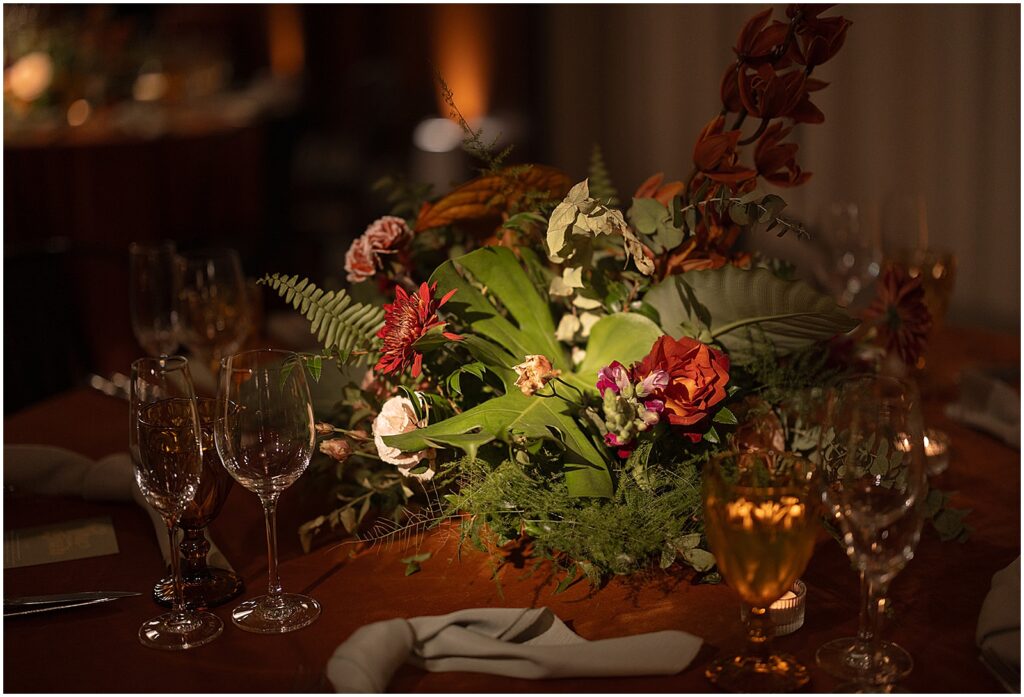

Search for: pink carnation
xmin=344 ymin=216 xmax=413 ymax=283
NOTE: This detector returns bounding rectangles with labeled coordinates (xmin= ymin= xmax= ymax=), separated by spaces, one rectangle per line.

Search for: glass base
xmin=154 ymin=567 xmax=245 ymax=610
xmin=705 ymin=652 xmax=810 ymax=692
xmin=816 ymin=637 xmax=913 ymax=684
xmin=139 ymin=611 xmax=223 ymax=650
xmin=231 ymin=593 xmax=320 ymax=634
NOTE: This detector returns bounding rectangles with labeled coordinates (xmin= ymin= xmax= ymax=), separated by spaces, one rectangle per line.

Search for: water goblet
xmin=129 ymin=241 xmax=181 ymax=356
xmin=152 ymin=397 xmax=244 ymax=609
xmin=129 ymin=355 xmax=223 ymax=650
xmin=815 ymin=374 xmax=928 ymax=690
xmin=215 ymin=349 xmax=321 ymax=633
xmin=703 ymin=449 xmax=819 ymax=692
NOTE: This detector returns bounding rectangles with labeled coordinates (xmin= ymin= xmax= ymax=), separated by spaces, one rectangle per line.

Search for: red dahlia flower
xmin=375 ymin=282 xmax=461 ymax=378
xmin=862 ymin=264 xmax=933 ymax=366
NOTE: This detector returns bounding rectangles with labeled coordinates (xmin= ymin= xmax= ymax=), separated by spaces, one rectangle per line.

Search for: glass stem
xmin=167 ymin=523 xmax=187 ymax=616
xmin=744 ymin=604 xmax=774 ymax=659
xmin=855 ymin=569 xmax=873 ymax=652
xmin=865 ymin=575 xmax=891 ymax=686
xmin=262 ymin=496 xmax=283 ymax=600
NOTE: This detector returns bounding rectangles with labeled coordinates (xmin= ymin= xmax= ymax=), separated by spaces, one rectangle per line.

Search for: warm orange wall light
xmin=431 ymin=4 xmax=492 ymax=121
xmin=267 ymin=4 xmax=305 ymax=78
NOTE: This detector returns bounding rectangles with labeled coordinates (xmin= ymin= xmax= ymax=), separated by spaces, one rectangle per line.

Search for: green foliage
xmin=644 ymin=266 xmax=859 ymax=363
xmin=449 ymin=454 xmax=709 ymax=583
xmin=436 ymin=72 xmax=513 ymax=174
xmin=383 ymin=247 xmax=663 ymax=499
xmin=587 ymin=144 xmax=620 ymax=206
xmin=259 ymin=274 xmax=385 ymax=364
xmin=628 ymin=197 xmax=685 ymax=254
xmin=372 ymin=175 xmax=433 ymax=219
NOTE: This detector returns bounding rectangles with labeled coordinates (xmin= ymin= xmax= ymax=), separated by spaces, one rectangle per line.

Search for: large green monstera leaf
xmin=644 ymin=265 xmax=858 ymax=363
xmin=384 ymin=246 xmax=662 ymax=498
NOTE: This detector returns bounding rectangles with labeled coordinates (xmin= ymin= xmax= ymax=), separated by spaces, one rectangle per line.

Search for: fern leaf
xmin=259 ymin=274 xmax=385 ymax=365
xmin=588 ymin=144 xmax=620 ymax=206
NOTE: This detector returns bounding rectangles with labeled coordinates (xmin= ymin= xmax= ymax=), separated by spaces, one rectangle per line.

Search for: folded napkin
xmin=977 ymin=557 xmax=1020 ymax=692
xmin=326 ymin=607 xmax=702 ymax=692
xmin=946 ymin=367 xmax=1021 ymax=449
xmin=4 ymin=444 xmax=232 ymax=570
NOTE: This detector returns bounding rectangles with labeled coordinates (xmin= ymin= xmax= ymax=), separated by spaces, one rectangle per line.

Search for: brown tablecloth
xmin=4 ymin=326 xmax=1019 ymax=692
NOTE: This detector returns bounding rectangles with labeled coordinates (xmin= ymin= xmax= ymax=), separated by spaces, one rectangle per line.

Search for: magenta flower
xmin=596 ymin=361 xmax=631 ymax=396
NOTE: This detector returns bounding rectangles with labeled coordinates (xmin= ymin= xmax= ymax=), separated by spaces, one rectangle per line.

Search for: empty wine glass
xmin=129 ymin=355 xmax=223 ymax=650
xmin=152 ymin=397 xmax=244 ymax=610
xmin=177 ymin=249 xmax=252 ymax=377
xmin=129 ymin=241 xmax=181 ymax=356
xmin=703 ymin=449 xmax=819 ymax=692
xmin=214 ymin=349 xmax=320 ymax=633
xmin=815 ymin=374 xmax=928 ymax=690
xmin=812 ymin=202 xmax=882 ymax=311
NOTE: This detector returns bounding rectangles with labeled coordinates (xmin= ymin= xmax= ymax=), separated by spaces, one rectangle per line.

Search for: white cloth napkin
xmin=977 ymin=557 xmax=1020 ymax=691
xmin=326 ymin=607 xmax=702 ymax=692
xmin=3 ymin=444 xmax=232 ymax=570
xmin=946 ymin=367 xmax=1021 ymax=449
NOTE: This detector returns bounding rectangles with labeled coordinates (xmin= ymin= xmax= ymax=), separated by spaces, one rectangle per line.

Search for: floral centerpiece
xmin=263 ymin=4 xmax=965 ymax=584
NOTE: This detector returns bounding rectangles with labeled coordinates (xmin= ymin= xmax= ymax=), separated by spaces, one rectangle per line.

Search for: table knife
xmin=4 ymin=591 xmax=141 ymax=617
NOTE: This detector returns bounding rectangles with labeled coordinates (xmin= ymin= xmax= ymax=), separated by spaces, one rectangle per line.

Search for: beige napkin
xmin=977 ymin=557 xmax=1020 ymax=692
xmin=946 ymin=367 xmax=1020 ymax=449
xmin=326 ymin=607 xmax=702 ymax=692
xmin=3 ymin=444 xmax=232 ymax=570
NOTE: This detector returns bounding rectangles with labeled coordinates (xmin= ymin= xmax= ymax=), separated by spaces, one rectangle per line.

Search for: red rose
xmin=634 ymin=335 xmax=731 ymax=442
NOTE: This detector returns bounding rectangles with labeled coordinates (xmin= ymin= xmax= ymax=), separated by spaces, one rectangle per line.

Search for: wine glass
xmin=214 ymin=349 xmax=321 ymax=633
xmin=129 ymin=356 xmax=223 ymax=650
xmin=129 ymin=241 xmax=181 ymax=356
xmin=153 ymin=397 xmax=244 ymax=610
xmin=811 ymin=202 xmax=882 ymax=311
xmin=815 ymin=374 xmax=928 ymax=689
xmin=177 ymin=249 xmax=252 ymax=378
xmin=703 ymin=449 xmax=819 ymax=692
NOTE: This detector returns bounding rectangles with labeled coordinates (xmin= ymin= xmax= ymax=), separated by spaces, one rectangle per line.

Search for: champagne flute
xmin=152 ymin=397 xmax=244 ymax=610
xmin=129 ymin=356 xmax=223 ymax=650
xmin=815 ymin=374 xmax=927 ymax=689
xmin=214 ymin=349 xmax=321 ymax=633
xmin=177 ymin=249 xmax=252 ymax=378
xmin=703 ymin=449 xmax=819 ymax=692
xmin=129 ymin=241 xmax=181 ymax=356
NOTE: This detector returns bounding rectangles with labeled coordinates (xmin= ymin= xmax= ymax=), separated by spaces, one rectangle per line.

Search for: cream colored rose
xmin=319 ymin=438 xmax=352 ymax=462
xmin=372 ymin=396 xmax=435 ymax=480
xmin=513 ymin=354 xmax=561 ymax=396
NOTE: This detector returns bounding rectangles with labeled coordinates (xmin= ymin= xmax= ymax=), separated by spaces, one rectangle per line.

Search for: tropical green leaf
xmin=384 ymin=388 xmax=613 ymax=497
xmin=430 ymin=247 xmax=567 ymax=371
xmin=644 ymin=266 xmax=859 ymax=363
xmin=259 ymin=274 xmax=385 ymax=364
xmin=574 ymin=313 xmax=663 ymax=390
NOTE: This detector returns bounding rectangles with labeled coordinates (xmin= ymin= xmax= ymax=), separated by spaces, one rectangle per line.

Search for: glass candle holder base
xmin=706 ymin=652 xmax=810 ymax=692
xmin=154 ymin=567 xmax=244 ymax=610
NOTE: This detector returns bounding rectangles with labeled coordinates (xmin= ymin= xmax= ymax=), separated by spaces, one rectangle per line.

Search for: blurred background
xmin=4 ymin=3 xmax=1020 ymax=413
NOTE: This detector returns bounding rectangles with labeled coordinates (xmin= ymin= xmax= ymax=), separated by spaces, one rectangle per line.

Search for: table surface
xmin=4 ymin=326 xmax=1020 ymax=693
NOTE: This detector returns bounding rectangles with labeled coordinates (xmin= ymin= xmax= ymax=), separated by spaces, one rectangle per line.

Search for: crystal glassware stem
xmin=262 ymin=495 xmax=284 ymax=600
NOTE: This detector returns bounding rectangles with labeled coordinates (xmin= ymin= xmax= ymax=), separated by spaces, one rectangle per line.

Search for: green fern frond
xmin=259 ymin=274 xmax=385 ymax=364
xmin=588 ymin=144 xmax=620 ymax=206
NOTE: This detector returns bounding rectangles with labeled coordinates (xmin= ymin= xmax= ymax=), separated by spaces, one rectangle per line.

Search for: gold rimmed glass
xmin=129 ymin=356 xmax=223 ymax=650
xmin=214 ymin=349 xmax=320 ymax=634
xmin=703 ymin=449 xmax=819 ymax=693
